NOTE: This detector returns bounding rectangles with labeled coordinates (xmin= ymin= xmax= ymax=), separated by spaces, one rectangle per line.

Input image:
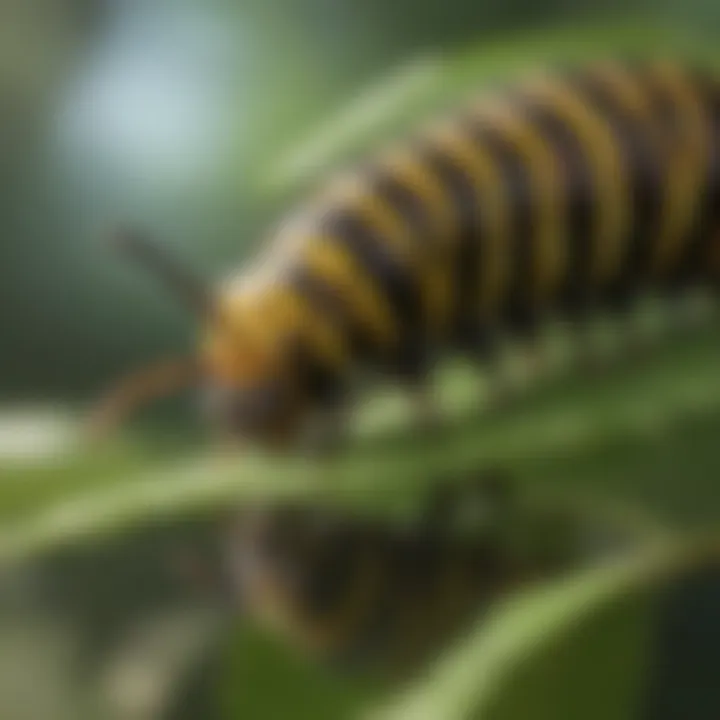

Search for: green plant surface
xmin=370 ymin=537 xmax=720 ymax=720
xmin=2 ymin=324 xmax=720 ymax=564
xmin=259 ymin=21 xmax=720 ymax=198
xmin=218 ymin=625 xmax=376 ymax=720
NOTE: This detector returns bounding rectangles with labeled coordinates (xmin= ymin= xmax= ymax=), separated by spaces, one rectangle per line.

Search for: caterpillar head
xmin=88 ymin=229 xmax=307 ymax=450
xmin=199 ymin=294 xmax=307 ymax=449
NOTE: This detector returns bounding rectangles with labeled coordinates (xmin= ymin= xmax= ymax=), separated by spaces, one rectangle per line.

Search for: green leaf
xmin=218 ymin=625 xmax=374 ymax=720
xmin=369 ymin=536 xmax=720 ymax=720
xmin=260 ymin=22 xmax=720 ymax=197
xmin=3 ymin=326 xmax=720 ymax=563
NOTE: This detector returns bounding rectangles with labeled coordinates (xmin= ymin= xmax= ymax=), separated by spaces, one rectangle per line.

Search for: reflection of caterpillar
xmin=91 ymin=59 xmax=720 ymax=452
xmin=222 ymin=471 xmax=532 ymax=675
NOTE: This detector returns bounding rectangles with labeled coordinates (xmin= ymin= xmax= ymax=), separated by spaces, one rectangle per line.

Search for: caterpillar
xmin=90 ymin=58 xmax=720 ymax=452
xmin=210 ymin=470 xmax=538 ymax=676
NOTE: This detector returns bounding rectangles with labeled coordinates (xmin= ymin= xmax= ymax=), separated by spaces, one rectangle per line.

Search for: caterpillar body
xmin=93 ymin=58 xmax=720 ymax=451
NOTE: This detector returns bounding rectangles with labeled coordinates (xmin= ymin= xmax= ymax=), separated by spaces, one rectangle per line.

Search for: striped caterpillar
xmin=90 ymin=58 xmax=720 ymax=452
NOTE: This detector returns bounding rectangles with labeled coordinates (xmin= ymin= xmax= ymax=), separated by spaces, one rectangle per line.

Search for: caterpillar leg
xmin=453 ymin=321 xmax=516 ymax=410
xmin=407 ymin=382 xmax=442 ymax=433
xmin=664 ymin=286 xmax=716 ymax=338
xmin=513 ymin=337 xmax=550 ymax=388
xmin=502 ymin=306 xmax=551 ymax=397
xmin=557 ymin=284 xmax=614 ymax=375
xmin=483 ymin=357 xmax=516 ymax=410
xmin=568 ymin=286 xmax=655 ymax=375
xmin=471 ymin=338 xmax=546 ymax=411
xmin=568 ymin=313 xmax=617 ymax=375
xmin=611 ymin=292 xmax=686 ymax=364
xmin=390 ymin=338 xmax=443 ymax=433
xmin=303 ymin=400 xmax=351 ymax=459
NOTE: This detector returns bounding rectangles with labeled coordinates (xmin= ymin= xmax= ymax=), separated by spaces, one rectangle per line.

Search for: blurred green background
xmin=1 ymin=1 xmax=720 ymax=719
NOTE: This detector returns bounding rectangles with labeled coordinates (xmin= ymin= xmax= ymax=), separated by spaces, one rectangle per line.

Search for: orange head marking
xmin=199 ymin=288 xmax=306 ymax=449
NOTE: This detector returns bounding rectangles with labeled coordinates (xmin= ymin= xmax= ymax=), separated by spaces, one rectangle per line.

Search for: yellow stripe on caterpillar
xmin=325 ymin=170 xmax=448 ymax=335
xmin=262 ymin=285 xmax=350 ymax=369
xmin=299 ymin=237 xmax=398 ymax=350
xmin=649 ymin=61 xmax=710 ymax=276
xmin=374 ymin=145 xmax=460 ymax=333
xmin=423 ymin=117 xmax=512 ymax=318
xmin=472 ymin=99 xmax=567 ymax=303
xmin=523 ymin=71 xmax=631 ymax=288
